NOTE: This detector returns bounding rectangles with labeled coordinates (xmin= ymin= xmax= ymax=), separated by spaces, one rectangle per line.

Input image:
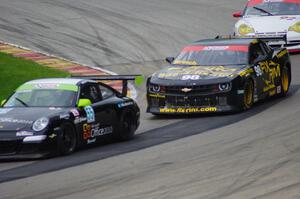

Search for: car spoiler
xmin=71 ymin=75 xmax=143 ymax=96
xmin=215 ymin=35 xmax=287 ymax=46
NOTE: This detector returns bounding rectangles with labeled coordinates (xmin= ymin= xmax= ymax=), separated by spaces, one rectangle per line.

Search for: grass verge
xmin=0 ymin=52 xmax=69 ymax=100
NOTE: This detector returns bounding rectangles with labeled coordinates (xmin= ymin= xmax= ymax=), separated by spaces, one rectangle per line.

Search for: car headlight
xmin=238 ymin=24 xmax=255 ymax=35
xmin=32 ymin=117 xmax=49 ymax=131
xmin=288 ymin=22 xmax=300 ymax=33
xmin=219 ymin=82 xmax=232 ymax=92
xmin=148 ymin=84 xmax=165 ymax=93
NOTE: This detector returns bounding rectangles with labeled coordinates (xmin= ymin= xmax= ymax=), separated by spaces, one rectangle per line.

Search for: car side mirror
xmin=233 ymin=11 xmax=242 ymax=18
xmin=165 ymin=57 xmax=175 ymax=64
xmin=77 ymin=99 xmax=92 ymax=108
xmin=0 ymin=99 xmax=6 ymax=107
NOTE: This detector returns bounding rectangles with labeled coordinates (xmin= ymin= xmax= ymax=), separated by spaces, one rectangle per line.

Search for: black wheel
xmin=59 ymin=122 xmax=77 ymax=155
xmin=242 ymin=79 xmax=254 ymax=110
xmin=279 ymin=65 xmax=290 ymax=97
xmin=115 ymin=112 xmax=136 ymax=141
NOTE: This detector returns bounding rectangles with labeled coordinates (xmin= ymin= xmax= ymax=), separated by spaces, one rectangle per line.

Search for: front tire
xmin=58 ymin=122 xmax=77 ymax=155
xmin=242 ymin=79 xmax=254 ymax=110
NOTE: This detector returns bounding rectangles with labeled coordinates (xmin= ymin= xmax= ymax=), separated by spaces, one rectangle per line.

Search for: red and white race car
xmin=233 ymin=0 xmax=300 ymax=53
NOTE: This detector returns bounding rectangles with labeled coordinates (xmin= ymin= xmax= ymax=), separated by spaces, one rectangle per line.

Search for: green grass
xmin=0 ymin=52 xmax=69 ymax=100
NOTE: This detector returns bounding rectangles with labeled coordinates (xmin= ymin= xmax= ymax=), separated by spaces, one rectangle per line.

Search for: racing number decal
xmin=181 ymin=75 xmax=200 ymax=80
xmin=84 ymin=106 xmax=95 ymax=123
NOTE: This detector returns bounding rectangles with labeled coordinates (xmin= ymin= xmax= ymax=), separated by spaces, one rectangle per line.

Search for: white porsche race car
xmin=233 ymin=0 xmax=300 ymax=52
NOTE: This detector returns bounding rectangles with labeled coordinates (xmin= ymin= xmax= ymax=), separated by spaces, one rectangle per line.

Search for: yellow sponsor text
xmin=159 ymin=107 xmax=217 ymax=113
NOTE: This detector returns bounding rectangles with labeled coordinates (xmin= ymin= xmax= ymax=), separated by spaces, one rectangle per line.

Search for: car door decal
xmin=84 ymin=106 xmax=95 ymax=123
xmin=259 ymin=60 xmax=281 ymax=93
xmin=83 ymin=123 xmax=113 ymax=144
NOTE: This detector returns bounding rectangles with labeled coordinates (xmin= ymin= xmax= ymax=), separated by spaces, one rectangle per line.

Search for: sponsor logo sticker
xmin=84 ymin=106 xmax=95 ymax=123
xmin=237 ymin=90 xmax=245 ymax=94
xmin=49 ymin=107 xmax=62 ymax=110
xmin=0 ymin=118 xmax=33 ymax=124
xmin=149 ymin=94 xmax=166 ymax=98
xmin=60 ymin=113 xmax=70 ymax=119
xmin=159 ymin=107 xmax=217 ymax=113
xmin=16 ymin=131 xmax=34 ymax=136
xmin=277 ymin=86 xmax=281 ymax=94
xmin=254 ymin=95 xmax=258 ymax=102
xmin=83 ymin=123 xmax=113 ymax=143
xmin=49 ymin=133 xmax=57 ymax=139
xmin=181 ymin=88 xmax=193 ymax=93
xmin=118 ymin=101 xmax=134 ymax=108
xmin=70 ymin=109 xmax=80 ymax=117
xmin=35 ymin=83 xmax=59 ymax=89
xmin=203 ymin=46 xmax=229 ymax=51
xmin=74 ymin=117 xmax=87 ymax=124
xmin=87 ymin=138 xmax=96 ymax=144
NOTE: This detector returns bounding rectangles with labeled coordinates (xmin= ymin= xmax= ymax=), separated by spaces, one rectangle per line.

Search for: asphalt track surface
xmin=0 ymin=0 xmax=300 ymax=198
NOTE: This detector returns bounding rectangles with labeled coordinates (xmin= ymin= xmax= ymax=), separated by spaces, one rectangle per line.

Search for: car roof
xmin=26 ymin=78 xmax=90 ymax=85
xmin=192 ymin=38 xmax=255 ymax=46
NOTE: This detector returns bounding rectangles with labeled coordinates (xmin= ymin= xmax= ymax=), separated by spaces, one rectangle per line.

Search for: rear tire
xmin=58 ymin=122 xmax=77 ymax=155
xmin=242 ymin=79 xmax=254 ymax=110
xmin=279 ymin=65 xmax=290 ymax=97
xmin=115 ymin=112 xmax=136 ymax=141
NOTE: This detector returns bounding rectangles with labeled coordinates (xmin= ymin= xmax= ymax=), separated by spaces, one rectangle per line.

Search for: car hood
xmin=150 ymin=65 xmax=247 ymax=85
xmin=0 ymin=107 xmax=68 ymax=131
xmin=241 ymin=15 xmax=299 ymax=32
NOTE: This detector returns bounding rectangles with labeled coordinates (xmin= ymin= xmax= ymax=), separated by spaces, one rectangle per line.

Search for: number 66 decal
xmin=181 ymin=75 xmax=200 ymax=80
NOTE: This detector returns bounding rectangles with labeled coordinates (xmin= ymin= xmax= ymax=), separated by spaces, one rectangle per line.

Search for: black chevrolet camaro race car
xmin=0 ymin=76 xmax=140 ymax=158
xmin=147 ymin=37 xmax=291 ymax=114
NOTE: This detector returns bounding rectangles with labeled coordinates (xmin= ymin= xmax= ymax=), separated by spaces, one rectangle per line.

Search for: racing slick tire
xmin=279 ymin=65 xmax=290 ymax=97
xmin=115 ymin=111 xmax=136 ymax=141
xmin=242 ymin=79 xmax=254 ymax=110
xmin=58 ymin=122 xmax=77 ymax=155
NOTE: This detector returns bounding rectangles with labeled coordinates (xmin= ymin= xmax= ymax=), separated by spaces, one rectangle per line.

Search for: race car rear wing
xmin=215 ymin=35 xmax=288 ymax=46
xmin=250 ymin=35 xmax=287 ymax=47
xmin=71 ymin=75 xmax=143 ymax=96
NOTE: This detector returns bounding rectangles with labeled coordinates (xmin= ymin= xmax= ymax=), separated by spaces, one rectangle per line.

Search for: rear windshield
xmin=173 ymin=45 xmax=248 ymax=66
